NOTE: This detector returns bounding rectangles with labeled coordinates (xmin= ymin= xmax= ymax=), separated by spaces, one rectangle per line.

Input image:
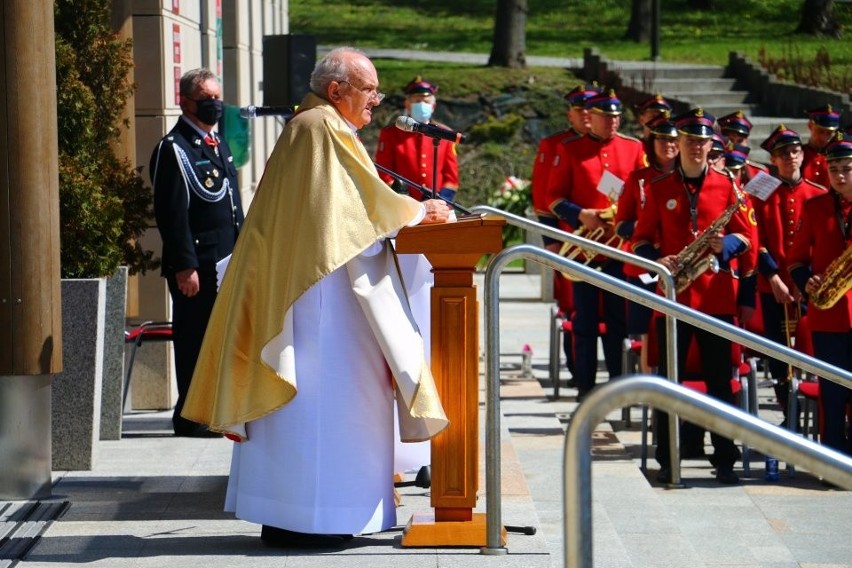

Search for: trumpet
xmin=558 ymin=204 xmax=623 ymax=281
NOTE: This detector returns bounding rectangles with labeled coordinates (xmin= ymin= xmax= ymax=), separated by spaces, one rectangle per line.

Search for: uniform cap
xmin=717 ymin=110 xmax=753 ymax=136
xmin=404 ymin=76 xmax=437 ymax=96
xmin=760 ymin=124 xmax=802 ymax=153
xmin=585 ymin=89 xmax=622 ymax=115
xmin=647 ymin=116 xmax=677 ymax=139
xmin=724 ymin=141 xmax=750 ymax=170
xmin=674 ymin=107 xmax=715 ymax=138
xmin=825 ymin=132 xmax=852 ymax=161
xmin=806 ymin=104 xmax=841 ymax=130
xmin=637 ymin=93 xmax=672 ymax=115
xmin=564 ymin=83 xmax=602 ymax=108
xmin=710 ymin=133 xmax=726 ymax=154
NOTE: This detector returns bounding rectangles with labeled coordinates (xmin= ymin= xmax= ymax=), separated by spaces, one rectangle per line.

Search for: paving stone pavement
xmin=6 ymin=272 xmax=851 ymax=568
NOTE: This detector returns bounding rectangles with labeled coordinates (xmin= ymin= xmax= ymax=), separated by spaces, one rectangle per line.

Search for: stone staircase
xmin=614 ymin=61 xmax=810 ymax=164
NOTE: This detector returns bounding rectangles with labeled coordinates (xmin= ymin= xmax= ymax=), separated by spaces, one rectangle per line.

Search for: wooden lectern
xmin=394 ymin=215 xmax=506 ymax=547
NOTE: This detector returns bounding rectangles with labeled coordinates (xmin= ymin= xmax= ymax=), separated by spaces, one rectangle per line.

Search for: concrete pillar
xmin=0 ymin=0 xmax=62 ymax=499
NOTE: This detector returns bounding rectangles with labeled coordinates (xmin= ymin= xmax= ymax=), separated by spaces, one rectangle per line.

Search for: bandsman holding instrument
xmin=788 ymin=133 xmax=852 ymax=456
xmin=751 ymin=126 xmax=825 ymax=428
xmin=633 ymin=108 xmax=758 ymax=484
xmin=616 ymin=116 xmax=679 ymax=372
xmin=545 ymin=89 xmax=646 ymax=400
xmin=531 ymin=83 xmax=601 ymax=382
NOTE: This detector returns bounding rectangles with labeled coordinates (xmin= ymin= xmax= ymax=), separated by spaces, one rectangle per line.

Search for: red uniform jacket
xmin=545 ymin=132 xmax=646 ymax=233
xmin=633 ymin=167 xmax=757 ymax=315
xmin=375 ymin=122 xmax=459 ymax=200
xmin=752 ymin=178 xmax=826 ymax=294
xmin=616 ymin=164 xmax=665 ymax=277
xmin=787 ymin=191 xmax=852 ymax=332
xmin=531 ymin=129 xmax=579 ymax=221
xmin=801 ymin=144 xmax=829 ymax=188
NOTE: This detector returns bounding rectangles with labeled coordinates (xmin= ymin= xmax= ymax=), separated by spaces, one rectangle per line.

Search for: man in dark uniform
xmin=375 ymin=76 xmax=459 ymax=201
xmin=633 ymin=108 xmax=758 ymax=484
xmin=150 ymin=67 xmax=244 ymax=437
xmin=545 ymin=89 xmax=647 ymax=400
xmin=753 ymin=126 xmax=825 ymax=427
xmin=802 ymin=104 xmax=841 ymax=188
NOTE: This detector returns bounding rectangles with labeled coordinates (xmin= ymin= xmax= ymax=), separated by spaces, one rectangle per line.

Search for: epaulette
xmin=747 ymin=160 xmax=768 ymax=172
xmin=615 ymin=131 xmax=642 ymax=143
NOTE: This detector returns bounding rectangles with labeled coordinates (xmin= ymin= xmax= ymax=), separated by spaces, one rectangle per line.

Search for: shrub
xmin=55 ymin=0 xmax=157 ymax=278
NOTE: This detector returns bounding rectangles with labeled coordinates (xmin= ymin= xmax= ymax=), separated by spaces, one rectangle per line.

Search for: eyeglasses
xmin=339 ymin=80 xmax=385 ymax=103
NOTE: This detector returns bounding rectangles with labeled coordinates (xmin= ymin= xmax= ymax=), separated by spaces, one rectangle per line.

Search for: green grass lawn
xmin=291 ymin=0 xmax=852 ymax=80
xmin=290 ymin=0 xmax=852 ymax=221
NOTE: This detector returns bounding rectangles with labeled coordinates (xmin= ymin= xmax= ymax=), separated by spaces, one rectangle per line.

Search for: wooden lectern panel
xmin=396 ymin=215 xmax=505 ymax=546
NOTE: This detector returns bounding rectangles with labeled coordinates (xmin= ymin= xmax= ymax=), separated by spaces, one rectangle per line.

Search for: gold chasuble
xmin=182 ymin=92 xmax=448 ymax=441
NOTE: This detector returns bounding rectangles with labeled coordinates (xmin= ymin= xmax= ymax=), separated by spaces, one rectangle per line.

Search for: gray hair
xmin=309 ymin=47 xmax=366 ymax=97
xmin=180 ymin=68 xmax=217 ymax=98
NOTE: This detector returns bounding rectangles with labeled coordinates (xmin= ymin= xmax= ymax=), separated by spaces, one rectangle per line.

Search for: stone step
xmin=666 ymin=91 xmax=755 ymax=106
xmin=632 ymin=77 xmax=740 ymax=94
xmin=617 ymin=64 xmax=728 ymax=80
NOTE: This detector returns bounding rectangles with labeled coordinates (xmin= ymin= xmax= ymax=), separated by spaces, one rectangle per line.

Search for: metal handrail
xmin=482 ymin=244 xmax=852 ymax=554
xmin=470 ymin=205 xmax=685 ymax=483
xmin=563 ymin=376 xmax=852 ymax=568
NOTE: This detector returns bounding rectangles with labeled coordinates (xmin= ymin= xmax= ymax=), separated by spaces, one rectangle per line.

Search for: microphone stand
xmin=432 ymin=136 xmax=440 ymax=200
xmin=373 ymin=162 xmax=473 ymax=216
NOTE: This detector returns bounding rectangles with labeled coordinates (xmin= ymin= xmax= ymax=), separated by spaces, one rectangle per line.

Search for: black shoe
xmin=656 ymin=467 xmax=672 ymax=484
xmin=715 ymin=467 xmax=740 ymax=485
xmin=261 ymin=525 xmax=352 ymax=548
xmin=174 ymin=425 xmax=222 ymax=438
xmin=565 ymin=378 xmax=578 ymax=389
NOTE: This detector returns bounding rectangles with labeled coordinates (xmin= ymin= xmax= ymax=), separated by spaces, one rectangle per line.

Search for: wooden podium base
xmin=400 ymin=512 xmax=507 ymax=547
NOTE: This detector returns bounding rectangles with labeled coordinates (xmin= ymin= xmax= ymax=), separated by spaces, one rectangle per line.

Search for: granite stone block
xmin=100 ymin=267 xmax=128 ymax=440
xmin=53 ymin=278 xmax=106 ymax=470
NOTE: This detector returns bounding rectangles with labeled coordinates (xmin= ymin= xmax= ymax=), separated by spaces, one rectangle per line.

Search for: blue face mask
xmin=410 ymin=101 xmax=433 ymax=123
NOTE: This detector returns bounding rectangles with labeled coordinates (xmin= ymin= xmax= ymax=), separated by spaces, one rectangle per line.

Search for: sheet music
xmin=597 ymin=170 xmax=625 ymax=201
xmin=743 ymin=170 xmax=782 ymax=201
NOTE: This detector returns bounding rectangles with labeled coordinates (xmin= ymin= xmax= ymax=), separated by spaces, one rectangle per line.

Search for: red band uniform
xmin=788 ymin=134 xmax=852 ymax=456
xmin=633 ymin=108 xmax=758 ymax=484
xmin=545 ymin=89 xmax=647 ymax=399
xmin=375 ymin=77 xmax=459 ymax=201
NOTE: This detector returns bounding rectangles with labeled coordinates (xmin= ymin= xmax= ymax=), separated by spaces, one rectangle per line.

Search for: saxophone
xmin=810 ymin=244 xmax=852 ymax=309
xmin=671 ymin=200 xmax=740 ymax=294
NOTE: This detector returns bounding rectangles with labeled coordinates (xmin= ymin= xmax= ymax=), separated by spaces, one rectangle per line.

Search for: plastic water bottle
xmin=765 ymin=456 xmax=779 ymax=482
xmin=521 ymin=344 xmax=533 ymax=377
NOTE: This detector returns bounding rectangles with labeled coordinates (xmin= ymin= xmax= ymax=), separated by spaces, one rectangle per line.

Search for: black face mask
xmin=194 ymin=98 xmax=223 ymax=126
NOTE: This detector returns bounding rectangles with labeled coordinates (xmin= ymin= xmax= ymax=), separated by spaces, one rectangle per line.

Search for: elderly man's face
xmin=328 ymin=54 xmax=382 ymax=129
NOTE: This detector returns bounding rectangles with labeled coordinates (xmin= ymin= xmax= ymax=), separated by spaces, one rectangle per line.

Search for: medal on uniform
xmin=212 ymin=168 xmax=219 ymax=178
xmin=205 ymin=177 xmax=214 ymax=188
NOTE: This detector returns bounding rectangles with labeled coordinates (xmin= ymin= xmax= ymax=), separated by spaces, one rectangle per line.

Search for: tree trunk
xmin=796 ymin=0 xmax=840 ymax=37
xmin=625 ymin=0 xmax=652 ymax=42
xmin=488 ymin=0 xmax=527 ymax=68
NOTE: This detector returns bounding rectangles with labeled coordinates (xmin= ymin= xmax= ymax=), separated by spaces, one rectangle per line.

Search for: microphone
xmin=239 ymin=105 xmax=297 ymax=119
xmin=395 ymin=116 xmax=466 ymax=144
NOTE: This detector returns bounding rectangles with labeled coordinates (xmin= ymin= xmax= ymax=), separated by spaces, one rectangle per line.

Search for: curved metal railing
xmin=470 ymin=206 xmax=688 ymax=483
xmin=562 ymin=376 xmax=852 ymax=567
xmin=481 ymin=244 xmax=852 ymax=556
